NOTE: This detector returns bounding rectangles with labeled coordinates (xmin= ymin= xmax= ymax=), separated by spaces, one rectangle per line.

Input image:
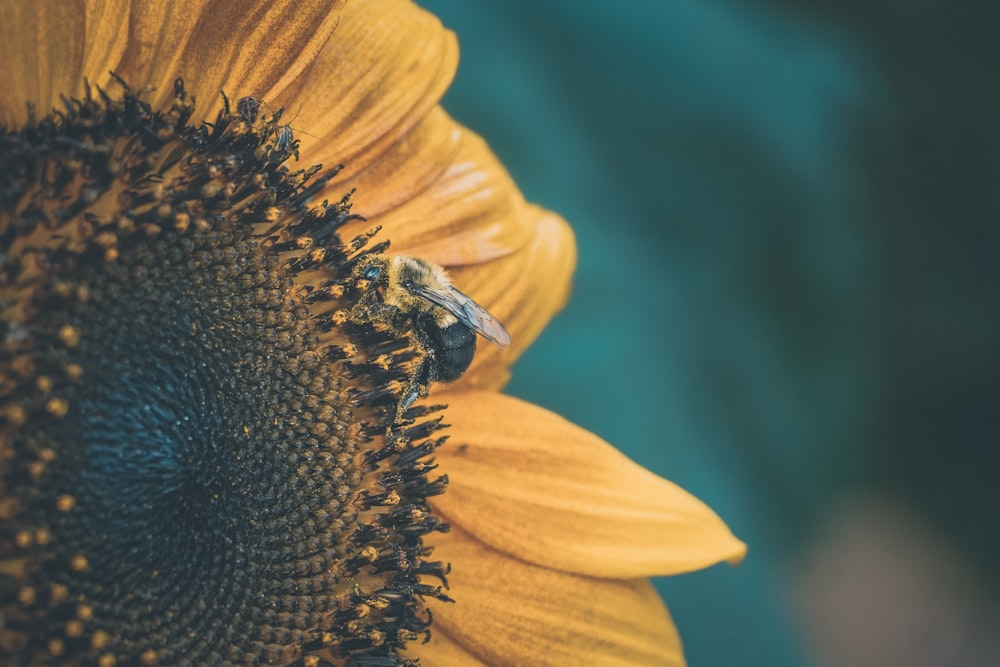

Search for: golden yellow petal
xmin=288 ymin=0 xmax=458 ymax=174
xmin=333 ymin=106 xmax=462 ymax=221
xmin=82 ymin=0 xmax=131 ymax=96
xmin=0 ymin=0 xmax=346 ymax=126
xmin=0 ymin=1 xmax=87 ymax=127
xmin=118 ymin=0 xmax=346 ymax=116
xmin=415 ymin=526 xmax=685 ymax=667
xmin=404 ymin=626 xmax=491 ymax=667
xmin=105 ymin=1 xmax=204 ymax=104
xmin=442 ymin=205 xmax=576 ymax=390
xmin=338 ymin=118 xmax=538 ymax=270
xmin=432 ymin=391 xmax=747 ymax=578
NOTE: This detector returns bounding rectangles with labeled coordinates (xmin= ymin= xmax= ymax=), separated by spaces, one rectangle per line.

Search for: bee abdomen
xmin=427 ymin=321 xmax=477 ymax=382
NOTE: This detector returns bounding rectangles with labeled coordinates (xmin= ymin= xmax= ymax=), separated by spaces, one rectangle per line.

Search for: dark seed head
xmin=1 ymin=81 xmax=448 ymax=667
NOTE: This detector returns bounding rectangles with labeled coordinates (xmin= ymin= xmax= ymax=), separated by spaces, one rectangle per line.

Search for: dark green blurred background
xmin=420 ymin=1 xmax=1000 ymax=665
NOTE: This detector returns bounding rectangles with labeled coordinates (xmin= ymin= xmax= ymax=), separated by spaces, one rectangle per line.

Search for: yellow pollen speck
xmin=104 ymin=247 xmax=119 ymax=262
xmin=116 ymin=216 xmax=136 ymax=233
xmin=304 ymin=657 xmax=320 ymax=667
xmin=66 ymin=620 xmax=84 ymax=637
xmin=56 ymin=495 xmax=76 ymax=512
xmin=77 ymin=604 xmax=94 ymax=620
xmin=35 ymin=375 xmax=53 ymax=393
xmin=91 ymin=629 xmax=110 ymax=649
xmin=0 ymin=558 xmax=26 ymax=577
xmin=4 ymin=404 xmax=26 ymax=426
xmin=58 ymin=325 xmax=81 ymax=347
xmin=28 ymin=461 xmax=46 ymax=478
xmin=65 ymin=362 xmax=84 ymax=379
xmin=17 ymin=586 xmax=36 ymax=605
xmin=48 ymin=638 xmax=65 ymax=656
xmin=15 ymin=530 xmax=33 ymax=548
xmin=98 ymin=653 xmax=117 ymax=667
xmin=45 ymin=397 xmax=69 ymax=417
xmin=39 ymin=447 xmax=57 ymax=462
xmin=35 ymin=528 xmax=52 ymax=545
xmin=140 ymin=649 xmax=158 ymax=665
xmin=50 ymin=583 xmax=68 ymax=603
xmin=156 ymin=203 xmax=172 ymax=219
xmin=70 ymin=554 xmax=89 ymax=571
xmin=94 ymin=231 xmax=117 ymax=248
xmin=11 ymin=354 xmax=34 ymax=376
xmin=174 ymin=212 xmax=190 ymax=231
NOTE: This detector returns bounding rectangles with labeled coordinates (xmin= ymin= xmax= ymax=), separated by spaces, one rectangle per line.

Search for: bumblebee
xmin=351 ymin=254 xmax=511 ymax=411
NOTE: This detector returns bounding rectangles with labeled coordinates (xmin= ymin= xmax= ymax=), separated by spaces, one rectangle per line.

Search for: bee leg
xmin=397 ymin=352 xmax=434 ymax=420
xmin=398 ymin=382 xmax=422 ymax=419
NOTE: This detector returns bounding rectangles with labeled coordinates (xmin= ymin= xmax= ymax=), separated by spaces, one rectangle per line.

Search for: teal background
xmin=420 ymin=1 xmax=999 ymax=666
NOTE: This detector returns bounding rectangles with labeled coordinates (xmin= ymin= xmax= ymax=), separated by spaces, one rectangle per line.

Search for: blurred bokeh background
xmin=419 ymin=1 xmax=1000 ymax=666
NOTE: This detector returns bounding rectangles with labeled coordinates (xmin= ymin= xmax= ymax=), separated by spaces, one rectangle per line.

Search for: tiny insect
xmin=273 ymin=107 xmax=315 ymax=160
xmin=236 ymin=95 xmax=263 ymax=124
xmin=351 ymin=254 xmax=511 ymax=411
xmin=275 ymin=123 xmax=296 ymax=153
xmin=228 ymin=94 xmax=312 ymax=159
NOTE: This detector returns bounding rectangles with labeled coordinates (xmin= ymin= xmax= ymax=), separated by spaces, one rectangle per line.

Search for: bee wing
xmin=406 ymin=282 xmax=511 ymax=348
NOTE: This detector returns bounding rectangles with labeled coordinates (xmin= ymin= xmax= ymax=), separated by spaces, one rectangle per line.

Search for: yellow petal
xmin=0 ymin=1 xmax=87 ymax=126
xmin=118 ymin=0 xmax=346 ymax=116
xmin=82 ymin=0 xmax=131 ymax=97
xmin=405 ymin=626 xmax=490 ymax=667
xmin=0 ymin=0 xmax=347 ymax=127
xmin=336 ymin=114 xmax=536 ymax=266
xmin=432 ymin=392 xmax=747 ymax=578
xmin=444 ymin=206 xmax=576 ymax=390
xmin=105 ymin=1 xmax=204 ymax=104
xmin=334 ymin=106 xmax=462 ymax=221
xmin=412 ymin=526 xmax=684 ymax=667
xmin=289 ymin=0 xmax=458 ymax=175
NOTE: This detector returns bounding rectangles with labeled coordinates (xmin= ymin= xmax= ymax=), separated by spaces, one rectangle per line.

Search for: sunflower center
xmin=47 ymin=229 xmax=345 ymax=584
xmin=1 ymin=82 xmax=450 ymax=667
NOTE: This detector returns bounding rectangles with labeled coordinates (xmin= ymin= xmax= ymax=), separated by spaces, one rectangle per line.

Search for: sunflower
xmin=0 ymin=1 xmax=745 ymax=666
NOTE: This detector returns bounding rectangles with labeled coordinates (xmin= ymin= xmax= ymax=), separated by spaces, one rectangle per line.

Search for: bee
xmin=351 ymin=254 xmax=511 ymax=411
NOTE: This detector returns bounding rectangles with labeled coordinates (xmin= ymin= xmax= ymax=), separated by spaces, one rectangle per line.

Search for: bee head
xmin=352 ymin=255 xmax=390 ymax=291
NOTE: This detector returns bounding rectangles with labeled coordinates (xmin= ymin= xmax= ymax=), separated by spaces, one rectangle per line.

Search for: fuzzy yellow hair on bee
xmin=351 ymin=254 xmax=510 ymax=410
